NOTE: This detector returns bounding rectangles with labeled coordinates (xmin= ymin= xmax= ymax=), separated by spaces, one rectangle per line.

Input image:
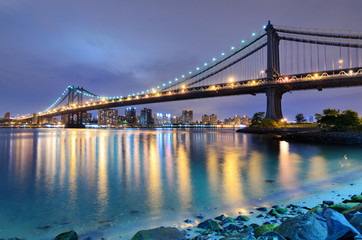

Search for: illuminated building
xmin=234 ymin=115 xmax=242 ymax=125
xmin=140 ymin=108 xmax=152 ymax=125
xmin=125 ymin=107 xmax=136 ymax=124
xmin=98 ymin=108 xmax=118 ymax=125
xmin=210 ymin=114 xmax=217 ymax=125
xmin=202 ymin=114 xmax=209 ymax=124
xmin=182 ymin=110 xmax=193 ymax=124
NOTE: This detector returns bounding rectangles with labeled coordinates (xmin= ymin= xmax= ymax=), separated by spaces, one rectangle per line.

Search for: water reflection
xmin=0 ymin=129 xmax=362 ymax=239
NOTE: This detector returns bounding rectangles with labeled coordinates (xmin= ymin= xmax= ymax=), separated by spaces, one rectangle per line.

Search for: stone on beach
xmin=253 ymin=223 xmax=279 ymax=238
xmin=235 ymin=215 xmax=250 ymax=222
xmin=256 ymin=231 xmax=286 ymax=240
xmin=256 ymin=207 xmax=268 ymax=212
xmin=277 ymin=214 xmax=327 ymax=240
xmin=54 ymin=230 xmax=78 ymax=240
xmin=349 ymin=213 xmax=362 ymax=234
xmin=222 ymin=232 xmax=256 ymax=240
xmin=329 ymin=202 xmax=360 ymax=213
xmin=131 ymin=227 xmax=186 ymax=240
xmin=320 ymin=208 xmax=360 ymax=240
xmin=197 ymin=219 xmax=222 ymax=231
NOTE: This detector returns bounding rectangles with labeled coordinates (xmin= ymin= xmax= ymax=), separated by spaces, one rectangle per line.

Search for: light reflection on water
xmin=0 ymin=128 xmax=361 ymax=239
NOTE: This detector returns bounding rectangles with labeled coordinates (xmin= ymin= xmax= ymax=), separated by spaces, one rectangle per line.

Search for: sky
xmin=0 ymin=0 xmax=361 ymax=121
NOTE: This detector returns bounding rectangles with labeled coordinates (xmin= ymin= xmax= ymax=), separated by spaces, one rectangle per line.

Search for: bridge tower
xmin=265 ymin=21 xmax=284 ymax=120
xmin=65 ymin=86 xmax=86 ymax=128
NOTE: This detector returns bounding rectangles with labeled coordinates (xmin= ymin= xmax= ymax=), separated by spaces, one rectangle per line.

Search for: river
xmin=0 ymin=128 xmax=361 ymax=239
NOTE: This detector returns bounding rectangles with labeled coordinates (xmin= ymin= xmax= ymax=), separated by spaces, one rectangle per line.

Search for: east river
xmin=0 ymin=128 xmax=361 ymax=239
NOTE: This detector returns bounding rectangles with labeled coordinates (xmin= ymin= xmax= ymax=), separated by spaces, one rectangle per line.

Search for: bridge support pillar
xmin=65 ymin=112 xmax=85 ymax=128
xmin=265 ymin=87 xmax=284 ymax=121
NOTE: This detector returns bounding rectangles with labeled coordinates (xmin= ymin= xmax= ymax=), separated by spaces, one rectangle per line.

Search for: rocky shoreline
xmin=44 ymin=192 xmax=362 ymax=240
xmin=237 ymin=127 xmax=362 ymax=146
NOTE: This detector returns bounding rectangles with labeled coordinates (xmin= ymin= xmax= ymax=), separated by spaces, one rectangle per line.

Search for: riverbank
xmin=45 ymin=169 xmax=362 ymax=240
xmin=128 ymin=174 xmax=362 ymax=240
xmin=237 ymin=127 xmax=362 ymax=146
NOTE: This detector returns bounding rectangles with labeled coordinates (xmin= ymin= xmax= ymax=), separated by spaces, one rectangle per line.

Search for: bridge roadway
xmin=27 ymin=68 xmax=362 ymax=120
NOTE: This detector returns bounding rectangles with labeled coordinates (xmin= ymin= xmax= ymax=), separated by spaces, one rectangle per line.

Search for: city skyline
xmin=0 ymin=1 xmax=361 ymax=120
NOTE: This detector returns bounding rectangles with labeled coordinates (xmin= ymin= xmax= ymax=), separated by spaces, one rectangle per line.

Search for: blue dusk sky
xmin=0 ymin=0 xmax=361 ymax=120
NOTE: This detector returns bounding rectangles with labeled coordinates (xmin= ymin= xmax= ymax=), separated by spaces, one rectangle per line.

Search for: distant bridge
xmin=18 ymin=21 xmax=362 ymax=127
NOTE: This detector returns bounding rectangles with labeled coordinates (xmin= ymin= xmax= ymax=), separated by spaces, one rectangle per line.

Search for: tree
xmin=251 ymin=112 xmax=265 ymax=126
xmin=259 ymin=118 xmax=278 ymax=128
xmin=317 ymin=108 xmax=360 ymax=131
xmin=295 ymin=113 xmax=306 ymax=123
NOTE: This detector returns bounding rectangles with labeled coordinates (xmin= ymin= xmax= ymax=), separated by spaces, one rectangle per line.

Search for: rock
xmin=342 ymin=203 xmax=362 ymax=214
xmin=131 ymin=227 xmax=186 ymax=240
xmin=323 ymin=200 xmax=334 ymax=206
xmin=184 ymin=219 xmax=193 ymax=223
xmin=256 ymin=207 xmax=268 ymax=212
xmin=349 ymin=213 xmax=362 ymax=234
xmin=268 ymin=209 xmax=279 ymax=217
xmin=54 ymin=231 xmax=78 ymax=240
xmin=277 ymin=214 xmax=327 ymax=240
xmin=306 ymin=206 xmax=322 ymax=214
xmin=254 ymin=224 xmax=278 ymax=238
xmin=197 ymin=219 xmax=222 ymax=231
xmin=215 ymin=214 xmax=226 ymax=221
xmin=256 ymin=231 xmax=286 ymax=240
xmin=235 ymin=215 xmax=250 ymax=222
xmin=223 ymin=223 xmax=242 ymax=231
xmin=355 ymin=235 xmax=362 ymax=240
xmin=250 ymin=223 xmax=260 ymax=229
xmin=321 ymin=208 xmax=359 ymax=240
xmin=275 ymin=208 xmax=288 ymax=214
xmin=344 ymin=195 xmax=362 ymax=203
xmin=329 ymin=202 xmax=360 ymax=213
xmin=286 ymin=204 xmax=301 ymax=209
xmin=222 ymin=217 xmax=235 ymax=225
xmin=222 ymin=232 xmax=256 ymax=240
xmin=256 ymin=214 xmax=264 ymax=218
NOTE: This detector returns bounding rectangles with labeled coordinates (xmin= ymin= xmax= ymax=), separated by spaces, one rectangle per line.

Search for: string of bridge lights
xmin=37 ymin=25 xmax=267 ymax=116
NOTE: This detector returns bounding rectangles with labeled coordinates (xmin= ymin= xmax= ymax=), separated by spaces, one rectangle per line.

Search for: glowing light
xmin=204 ymin=62 xmax=208 ymax=66
xmin=231 ymin=46 xmax=235 ymax=50
xmin=339 ymin=59 xmax=343 ymax=63
xmin=314 ymin=74 xmax=318 ymax=78
xmin=182 ymin=75 xmax=185 ymax=78
xmin=196 ymin=67 xmax=200 ymax=70
xmin=212 ymin=58 xmax=216 ymax=61
xmin=189 ymin=71 xmax=192 ymax=74
xmin=252 ymin=32 xmax=256 ymax=36
xmin=241 ymin=40 xmax=245 ymax=43
xmin=349 ymin=70 xmax=353 ymax=75
xmin=152 ymin=89 xmax=157 ymax=93
xmin=263 ymin=25 xmax=266 ymax=29
xmin=229 ymin=78 xmax=234 ymax=82
xmin=163 ymin=83 xmax=166 ymax=86
xmin=169 ymin=81 xmax=172 ymax=84
xmin=221 ymin=52 xmax=225 ymax=56
xmin=182 ymin=85 xmax=186 ymax=89
xmin=284 ymin=77 xmax=289 ymax=81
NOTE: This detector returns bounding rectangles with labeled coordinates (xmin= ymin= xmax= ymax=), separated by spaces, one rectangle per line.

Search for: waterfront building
xmin=171 ymin=116 xmax=180 ymax=124
xmin=210 ymin=114 xmax=217 ymax=125
xmin=3 ymin=112 xmax=10 ymax=120
xmin=140 ymin=108 xmax=152 ymax=125
xmin=82 ymin=113 xmax=92 ymax=123
xmin=125 ymin=107 xmax=137 ymax=124
xmin=234 ymin=115 xmax=242 ymax=125
xmin=241 ymin=115 xmax=250 ymax=125
xmin=224 ymin=118 xmax=235 ymax=125
xmin=182 ymin=110 xmax=193 ymax=124
xmin=98 ymin=108 xmax=118 ymax=125
xmin=202 ymin=114 xmax=209 ymax=124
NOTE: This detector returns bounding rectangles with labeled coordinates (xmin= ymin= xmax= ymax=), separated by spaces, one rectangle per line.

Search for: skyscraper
xmin=202 ymin=114 xmax=209 ymax=124
xmin=98 ymin=109 xmax=118 ymax=125
xmin=210 ymin=114 xmax=217 ymax=125
xmin=125 ymin=107 xmax=137 ymax=124
xmin=140 ymin=108 xmax=152 ymax=125
xmin=182 ymin=110 xmax=193 ymax=124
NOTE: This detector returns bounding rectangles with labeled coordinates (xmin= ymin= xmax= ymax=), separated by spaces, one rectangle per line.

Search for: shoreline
xmin=26 ymin=168 xmax=362 ymax=240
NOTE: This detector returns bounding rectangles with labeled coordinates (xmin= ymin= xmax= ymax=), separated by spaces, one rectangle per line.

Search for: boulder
xmin=321 ymin=208 xmax=359 ymax=240
xmin=131 ymin=227 xmax=186 ymax=240
xmin=235 ymin=215 xmax=250 ymax=222
xmin=277 ymin=214 xmax=327 ymax=240
xmin=329 ymin=203 xmax=360 ymax=213
xmin=54 ymin=231 xmax=78 ymax=240
xmin=222 ymin=217 xmax=236 ymax=225
xmin=222 ymin=232 xmax=256 ymax=240
xmin=223 ymin=223 xmax=242 ymax=231
xmin=275 ymin=208 xmax=288 ymax=215
xmin=254 ymin=224 xmax=278 ymax=238
xmin=342 ymin=203 xmax=362 ymax=214
xmin=197 ymin=219 xmax=222 ymax=231
xmin=256 ymin=207 xmax=268 ymax=212
xmin=343 ymin=195 xmax=362 ymax=203
xmin=349 ymin=213 xmax=362 ymax=234
xmin=215 ymin=214 xmax=226 ymax=221
xmin=256 ymin=231 xmax=286 ymax=240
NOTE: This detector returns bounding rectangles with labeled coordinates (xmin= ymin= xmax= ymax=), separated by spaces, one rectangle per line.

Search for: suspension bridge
xmin=17 ymin=21 xmax=362 ymax=127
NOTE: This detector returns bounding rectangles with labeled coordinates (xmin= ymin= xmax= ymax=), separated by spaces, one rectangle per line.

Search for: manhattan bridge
xmin=18 ymin=21 xmax=362 ymax=127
